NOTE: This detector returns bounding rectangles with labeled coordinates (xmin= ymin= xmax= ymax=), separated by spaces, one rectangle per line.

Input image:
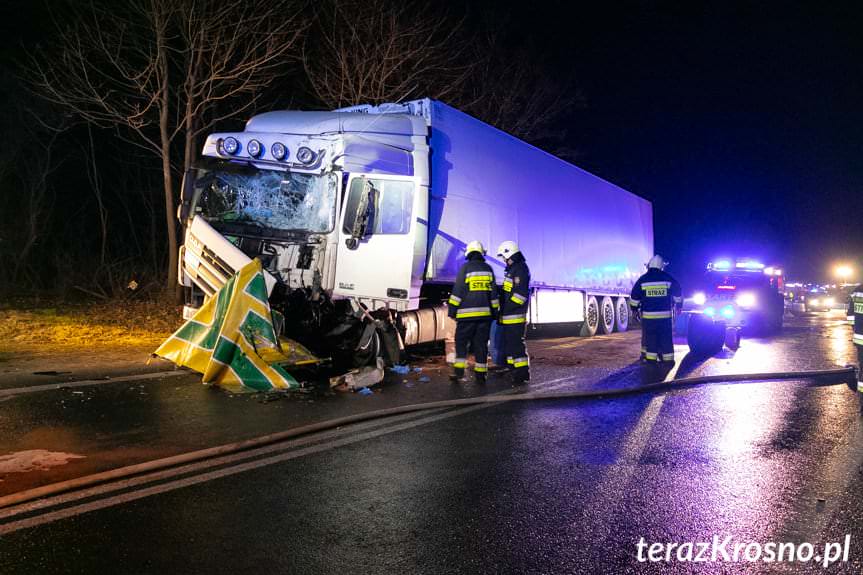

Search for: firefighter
xmin=448 ymin=240 xmax=499 ymax=383
xmin=497 ymin=240 xmax=531 ymax=384
xmin=630 ymin=255 xmax=682 ymax=363
xmin=848 ymin=285 xmax=863 ymax=396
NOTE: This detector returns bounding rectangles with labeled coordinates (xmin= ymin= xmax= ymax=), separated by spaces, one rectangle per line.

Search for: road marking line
xmin=0 ymin=375 xmax=578 ymax=533
xmin=0 ymin=370 xmax=188 ymax=397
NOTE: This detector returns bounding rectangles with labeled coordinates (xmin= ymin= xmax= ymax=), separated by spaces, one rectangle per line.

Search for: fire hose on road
xmin=0 ymin=366 xmax=856 ymax=512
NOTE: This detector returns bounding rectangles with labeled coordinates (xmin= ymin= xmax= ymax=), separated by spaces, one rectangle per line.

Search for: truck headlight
xmin=735 ymin=292 xmax=756 ymax=308
xmin=824 ymin=297 xmax=835 ymax=307
xmin=692 ymin=292 xmax=706 ymax=306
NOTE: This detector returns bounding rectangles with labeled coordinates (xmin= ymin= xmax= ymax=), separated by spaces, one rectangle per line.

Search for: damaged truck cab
xmin=178 ymin=99 xmax=654 ymax=367
xmin=179 ymin=106 xmax=435 ymax=366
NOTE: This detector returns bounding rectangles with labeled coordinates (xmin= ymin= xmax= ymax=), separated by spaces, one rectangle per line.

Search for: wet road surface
xmin=0 ymin=311 xmax=860 ymax=573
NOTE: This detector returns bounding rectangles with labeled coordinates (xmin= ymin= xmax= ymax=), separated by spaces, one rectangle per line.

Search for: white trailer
xmin=178 ymin=99 xmax=653 ymax=363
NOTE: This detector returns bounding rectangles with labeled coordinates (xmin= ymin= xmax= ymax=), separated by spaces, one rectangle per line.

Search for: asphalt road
xmin=0 ymin=311 xmax=860 ymax=573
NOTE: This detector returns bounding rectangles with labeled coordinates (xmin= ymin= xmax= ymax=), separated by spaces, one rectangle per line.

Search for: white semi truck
xmin=178 ymin=99 xmax=653 ymax=365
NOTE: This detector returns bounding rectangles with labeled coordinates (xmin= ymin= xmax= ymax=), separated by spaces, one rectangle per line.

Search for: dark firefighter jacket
xmin=500 ymin=252 xmax=531 ymax=325
xmin=448 ymin=253 xmax=500 ymax=321
xmin=629 ymin=268 xmax=683 ymax=319
xmin=848 ymin=285 xmax=863 ymax=346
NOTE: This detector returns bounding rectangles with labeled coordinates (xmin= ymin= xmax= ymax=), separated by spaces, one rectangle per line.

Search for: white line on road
xmin=0 ymin=370 xmax=189 ymax=397
xmin=0 ymin=374 xmax=581 ymax=534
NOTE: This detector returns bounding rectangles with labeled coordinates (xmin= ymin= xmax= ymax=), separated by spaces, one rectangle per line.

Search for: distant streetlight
xmin=835 ymin=264 xmax=854 ymax=281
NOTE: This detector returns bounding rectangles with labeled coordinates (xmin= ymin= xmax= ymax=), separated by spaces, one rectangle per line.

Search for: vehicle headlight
xmin=810 ymin=298 xmax=820 ymax=306
xmin=692 ymin=292 xmax=706 ymax=306
xmin=824 ymin=297 xmax=835 ymax=307
xmin=736 ymin=292 xmax=756 ymax=308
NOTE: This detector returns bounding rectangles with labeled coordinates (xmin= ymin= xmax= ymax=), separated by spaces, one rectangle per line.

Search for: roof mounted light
xmin=709 ymin=260 xmax=732 ymax=271
xmin=271 ymin=142 xmax=287 ymax=161
xmin=222 ymin=137 xmax=239 ymax=155
xmin=736 ymin=261 xmax=765 ymax=270
xmin=296 ymin=146 xmax=316 ymax=165
xmin=247 ymin=139 xmax=262 ymax=158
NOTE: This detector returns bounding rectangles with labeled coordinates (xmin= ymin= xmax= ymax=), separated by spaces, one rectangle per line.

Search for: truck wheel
xmin=614 ymin=297 xmax=629 ymax=332
xmin=598 ymin=296 xmax=615 ymax=334
xmin=579 ymin=295 xmax=599 ymax=337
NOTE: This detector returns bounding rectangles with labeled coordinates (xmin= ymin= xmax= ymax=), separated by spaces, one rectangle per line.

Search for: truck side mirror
xmin=178 ymin=168 xmax=195 ymax=222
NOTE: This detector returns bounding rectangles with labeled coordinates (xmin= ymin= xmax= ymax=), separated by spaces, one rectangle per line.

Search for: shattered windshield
xmin=194 ymin=164 xmax=336 ymax=233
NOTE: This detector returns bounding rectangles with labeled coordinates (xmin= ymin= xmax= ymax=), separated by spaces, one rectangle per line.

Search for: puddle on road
xmin=0 ymin=449 xmax=85 ymax=479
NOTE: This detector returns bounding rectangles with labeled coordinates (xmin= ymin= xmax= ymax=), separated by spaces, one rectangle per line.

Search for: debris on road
xmin=357 ymin=387 xmax=374 ymax=396
xmin=389 ymin=364 xmax=411 ymax=375
xmin=153 ymin=260 xmax=321 ymax=393
xmin=330 ymin=358 xmax=385 ymax=391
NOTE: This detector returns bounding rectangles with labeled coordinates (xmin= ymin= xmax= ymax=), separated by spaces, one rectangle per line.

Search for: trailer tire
xmin=580 ymin=295 xmax=600 ymax=337
xmin=598 ymin=296 xmax=615 ymax=334
xmin=614 ymin=297 xmax=629 ymax=332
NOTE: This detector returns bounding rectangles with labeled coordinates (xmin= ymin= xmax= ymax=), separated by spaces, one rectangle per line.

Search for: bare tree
xmin=29 ymin=0 xmax=306 ymax=291
xmin=304 ymin=0 xmax=581 ymax=159
xmin=304 ymin=0 xmax=474 ymax=109
xmin=460 ymin=37 xmax=586 ymax=160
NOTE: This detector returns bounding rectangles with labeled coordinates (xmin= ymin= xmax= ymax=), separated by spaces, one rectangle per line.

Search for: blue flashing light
xmin=711 ymin=260 xmax=732 ymax=271
xmin=271 ymin=142 xmax=287 ymax=161
xmin=247 ymin=139 xmax=262 ymax=158
xmin=704 ymin=307 xmax=716 ymax=317
xmin=222 ymin=137 xmax=239 ymax=155
xmin=721 ymin=305 xmax=735 ymax=319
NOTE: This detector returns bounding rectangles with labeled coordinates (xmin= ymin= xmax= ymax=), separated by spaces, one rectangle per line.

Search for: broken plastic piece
xmin=357 ymin=387 xmax=373 ymax=396
xmin=418 ymin=376 xmax=430 ymax=382
xmin=389 ymin=364 xmax=410 ymax=374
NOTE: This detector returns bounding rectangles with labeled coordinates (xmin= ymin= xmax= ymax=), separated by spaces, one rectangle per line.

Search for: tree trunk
xmin=157 ymin=17 xmax=178 ymax=291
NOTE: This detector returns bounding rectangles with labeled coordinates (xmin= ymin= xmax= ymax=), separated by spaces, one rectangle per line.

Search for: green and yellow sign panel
xmin=154 ymin=259 xmax=318 ymax=392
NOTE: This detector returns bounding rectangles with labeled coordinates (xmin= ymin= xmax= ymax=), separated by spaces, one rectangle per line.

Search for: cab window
xmin=342 ymin=178 xmax=414 ymax=236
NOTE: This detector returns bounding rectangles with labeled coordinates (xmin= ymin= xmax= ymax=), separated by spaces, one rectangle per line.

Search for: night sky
xmin=508 ymin=1 xmax=863 ymax=285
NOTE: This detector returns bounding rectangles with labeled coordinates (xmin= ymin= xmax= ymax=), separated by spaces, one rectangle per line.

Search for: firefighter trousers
xmin=857 ymin=344 xmax=863 ymax=388
xmin=454 ymin=320 xmax=492 ymax=375
xmin=641 ymin=317 xmax=674 ymax=362
xmin=502 ymin=322 xmax=530 ymax=379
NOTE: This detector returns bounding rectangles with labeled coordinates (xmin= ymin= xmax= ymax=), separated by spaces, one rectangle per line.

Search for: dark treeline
xmin=0 ymin=0 xmax=580 ymax=299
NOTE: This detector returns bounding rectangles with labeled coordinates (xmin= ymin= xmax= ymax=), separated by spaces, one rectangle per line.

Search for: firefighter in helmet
xmin=448 ymin=240 xmax=499 ymax=383
xmin=630 ymin=255 xmax=682 ymax=363
xmin=497 ymin=240 xmax=531 ymax=384
xmin=848 ymin=285 xmax=863 ymax=401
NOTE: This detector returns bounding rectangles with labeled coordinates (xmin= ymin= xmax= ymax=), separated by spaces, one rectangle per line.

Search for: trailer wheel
xmin=580 ymin=295 xmax=599 ymax=337
xmin=598 ymin=296 xmax=615 ymax=334
xmin=614 ymin=297 xmax=629 ymax=332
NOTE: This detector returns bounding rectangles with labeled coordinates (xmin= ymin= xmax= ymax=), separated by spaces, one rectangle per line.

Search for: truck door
xmin=334 ymin=175 xmax=418 ymax=307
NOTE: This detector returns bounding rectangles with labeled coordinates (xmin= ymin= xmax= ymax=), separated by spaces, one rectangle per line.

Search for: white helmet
xmin=496 ymin=240 xmax=520 ymax=259
xmin=647 ymin=254 xmax=667 ymax=269
xmin=465 ymin=240 xmax=485 ymax=256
